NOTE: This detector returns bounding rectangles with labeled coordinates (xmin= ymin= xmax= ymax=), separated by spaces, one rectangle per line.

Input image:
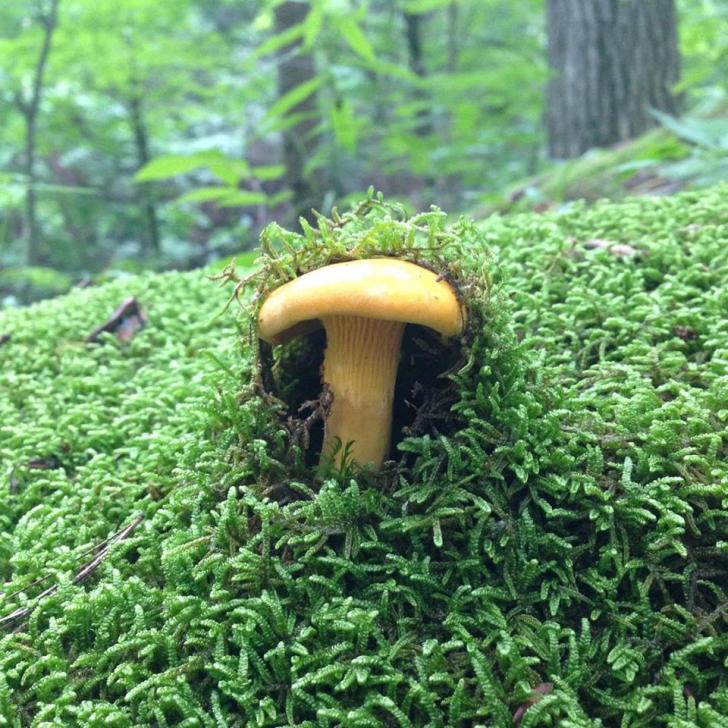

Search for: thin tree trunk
xmin=23 ymin=114 xmax=39 ymax=263
xmin=447 ymin=2 xmax=459 ymax=73
xmin=274 ymin=1 xmax=320 ymax=225
xmin=546 ymin=0 xmax=680 ymax=159
xmin=128 ymin=94 xmax=160 ymax=255
xmin=403 ymin=11 xmax=432 ymax=137
xmin=17 ymin=0 xmax=61 ymax=265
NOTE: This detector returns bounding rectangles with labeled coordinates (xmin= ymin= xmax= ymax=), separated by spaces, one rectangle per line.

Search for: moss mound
xmin=1 ymin=188 xmax=727 ymax=726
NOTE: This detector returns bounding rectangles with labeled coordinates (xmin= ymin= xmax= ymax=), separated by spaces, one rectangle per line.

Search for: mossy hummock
xmin=1 ymin=188 xmax=728 ymax=727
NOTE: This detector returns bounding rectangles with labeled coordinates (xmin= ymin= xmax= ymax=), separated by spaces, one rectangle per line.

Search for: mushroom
xmin=257 ymin=258 xmax=465 ymax=469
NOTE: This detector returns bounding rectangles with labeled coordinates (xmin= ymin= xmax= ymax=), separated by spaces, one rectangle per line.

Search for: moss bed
xmin=1 ymin=188 xmax=727 ymax=727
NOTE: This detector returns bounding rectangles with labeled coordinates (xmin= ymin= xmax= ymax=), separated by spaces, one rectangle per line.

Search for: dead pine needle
xmin=0 ymin=513 xmax=144 ymax=629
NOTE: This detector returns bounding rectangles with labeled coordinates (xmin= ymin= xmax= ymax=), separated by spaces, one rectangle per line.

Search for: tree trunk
xmin=274 ymin=1 xmax=320 ymax=225
xmin=19 ymin=0 xmax=61 ymax=265
xmin=403 ymin=11 xmax=431 ymax=137
xmin=546 ymin=0 xmax=680 ymax=159
xmin=23 ymin=114 xmax=39 ymax=264
xmin=128 ymin=94 xmax=161 ymax=255
xmin=446 ymin=1 xmax=459 ymax=73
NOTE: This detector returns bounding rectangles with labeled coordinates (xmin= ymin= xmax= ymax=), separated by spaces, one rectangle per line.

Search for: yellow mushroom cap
xmin=258 ymin=258 xmax=465 ymax=345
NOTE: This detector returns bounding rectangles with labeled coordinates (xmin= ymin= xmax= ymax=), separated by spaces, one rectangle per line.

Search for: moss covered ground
xmin=1 ymin=187 xmax=727 ymax=727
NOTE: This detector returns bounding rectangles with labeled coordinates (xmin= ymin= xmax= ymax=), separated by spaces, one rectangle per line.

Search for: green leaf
xmin=217 ymin=190 xmax=269 ymax=207
xmin=178 ymin=186 xmax=230 ymax=203
xmin=265 ymin=76 xmax=324 ymax=121
xmin=361 ymin=58 xmax=417 ymax=81
xmin=331 ymin=101 xmax=358 ymax=153
xmin=302 ymin=3 xmax=324 ymax=50
xmin=179 ymin=186 xmax=267 ymax=206
xmin=265 ymin=111 xmax=316 ymax=135
xmin=252 ymin=22 xmax=305 ymax=59
xmin=267 ymin=189 xmax=293 ymax=207
xmin=651 ymin=110 xmax=728 ymax=150
xmin=336 ymin=17 xmax=375 ymax=63
xmin=135 ymin=155 xmax=209 ymax=182
xmin=252 ymin=164 xmax=286 ymax=181
xmin=402 ymin=0 xmax=453 ymax=13
xmin=135 ymin=152 xmax=252 ymax=185
xmin=207 ymin=158 xmax=251 ymax=186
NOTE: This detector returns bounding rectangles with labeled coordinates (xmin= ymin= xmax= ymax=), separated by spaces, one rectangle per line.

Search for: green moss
xmin=1 ymin=187 xmax=727 ymax=726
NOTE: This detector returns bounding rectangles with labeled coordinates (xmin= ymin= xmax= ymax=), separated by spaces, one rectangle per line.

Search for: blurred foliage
xmin=474 ymin=129 xmax=691 ymax=217
xmin=652 ymin=111 xmax=728 ymax=187
xmin=0 ymin=0 xmax=727 ymax=306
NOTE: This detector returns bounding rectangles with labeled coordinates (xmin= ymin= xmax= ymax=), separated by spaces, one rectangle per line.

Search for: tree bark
xmin=17 ymin=0 xmax=61 ymax=265
xmin=128 ymin=93 xmax=161 ymax=255
xmin=274 ymin=1 xmax=320 ymax=225
xmin=546 ymin=0 xmax=680 ymax=159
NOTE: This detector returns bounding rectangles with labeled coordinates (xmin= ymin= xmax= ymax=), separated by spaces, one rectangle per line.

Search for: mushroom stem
xmin=320 ymin=315 xmax=405 ymax=469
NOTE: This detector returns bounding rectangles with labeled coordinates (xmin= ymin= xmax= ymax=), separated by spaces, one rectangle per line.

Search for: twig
xmin=0 ymin=513 xmax=144 ymax=629
xmin=0 ymin=517 xmax=133 ymax=604
xmin=87 ymin=298 xmax=147 ymax=343
xmin=71 ymin=513 xmax=143 ymax=585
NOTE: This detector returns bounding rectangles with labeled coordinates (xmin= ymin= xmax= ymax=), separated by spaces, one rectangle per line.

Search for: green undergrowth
xmin=474 ymin=128 xmax=691 ymax=217
xmin=1 ymin=187 xmax=728 ymax=726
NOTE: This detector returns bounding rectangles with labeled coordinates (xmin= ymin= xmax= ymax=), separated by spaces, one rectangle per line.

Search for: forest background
xmin=0 ymin=0 xmax=726 ymax=307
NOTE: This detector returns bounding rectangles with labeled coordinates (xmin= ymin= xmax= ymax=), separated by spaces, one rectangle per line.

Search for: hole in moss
xmin=263 ymin=321 xmax=463 ymax=468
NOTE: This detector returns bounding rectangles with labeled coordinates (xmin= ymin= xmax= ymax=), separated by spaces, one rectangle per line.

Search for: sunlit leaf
xmin=217 ymin=189 xmax=269 ymax=207
xmin=651 ymin=109 xmax=728 ymax=150
xmin=179 ymin=186 xmax=267 ymax=206
xmin=330 ymin=101 xmax=358 ymax=153
xmin=402 ymin=0 xmax=454 ymax=13
xmin=302 ymin=3 xmax=324 ymax=49
xmin=336 ymin=17 xmax=375 ymax=63
xmin=252 ymin=164 xmax=286 ymax=181
xmin=135 ymin=155 xmax=209 ymax=182
xmin=207 ymin=158 xmax=251 ymax=186
xmin=265 ymin=76 xmax=324 ymax=122
xmin=251 ymin=22 xmax=305 ymax=59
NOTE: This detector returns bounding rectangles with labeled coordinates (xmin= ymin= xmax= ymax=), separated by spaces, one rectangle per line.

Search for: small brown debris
xmin=509 ymin=187 xmax=526 ymax=204
xmin=513 ymin=682 xmax=554 ymax=725
xmin=287 ymin=385 xmax=334 ymax=452
xmin=584 ymin=238 xmax=639 ymax=258
xmin=674 ymin=326 xmax=697 ymax=342
xmin=27 ymin=455 xmax=62 ymax=470
xmin=87 ymin=297 xmax=147 ymax=344
xmin=623 ymin=170 xmax=685 ymax=196
xmin=75 ymin=276 xmax=93 ymax=289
